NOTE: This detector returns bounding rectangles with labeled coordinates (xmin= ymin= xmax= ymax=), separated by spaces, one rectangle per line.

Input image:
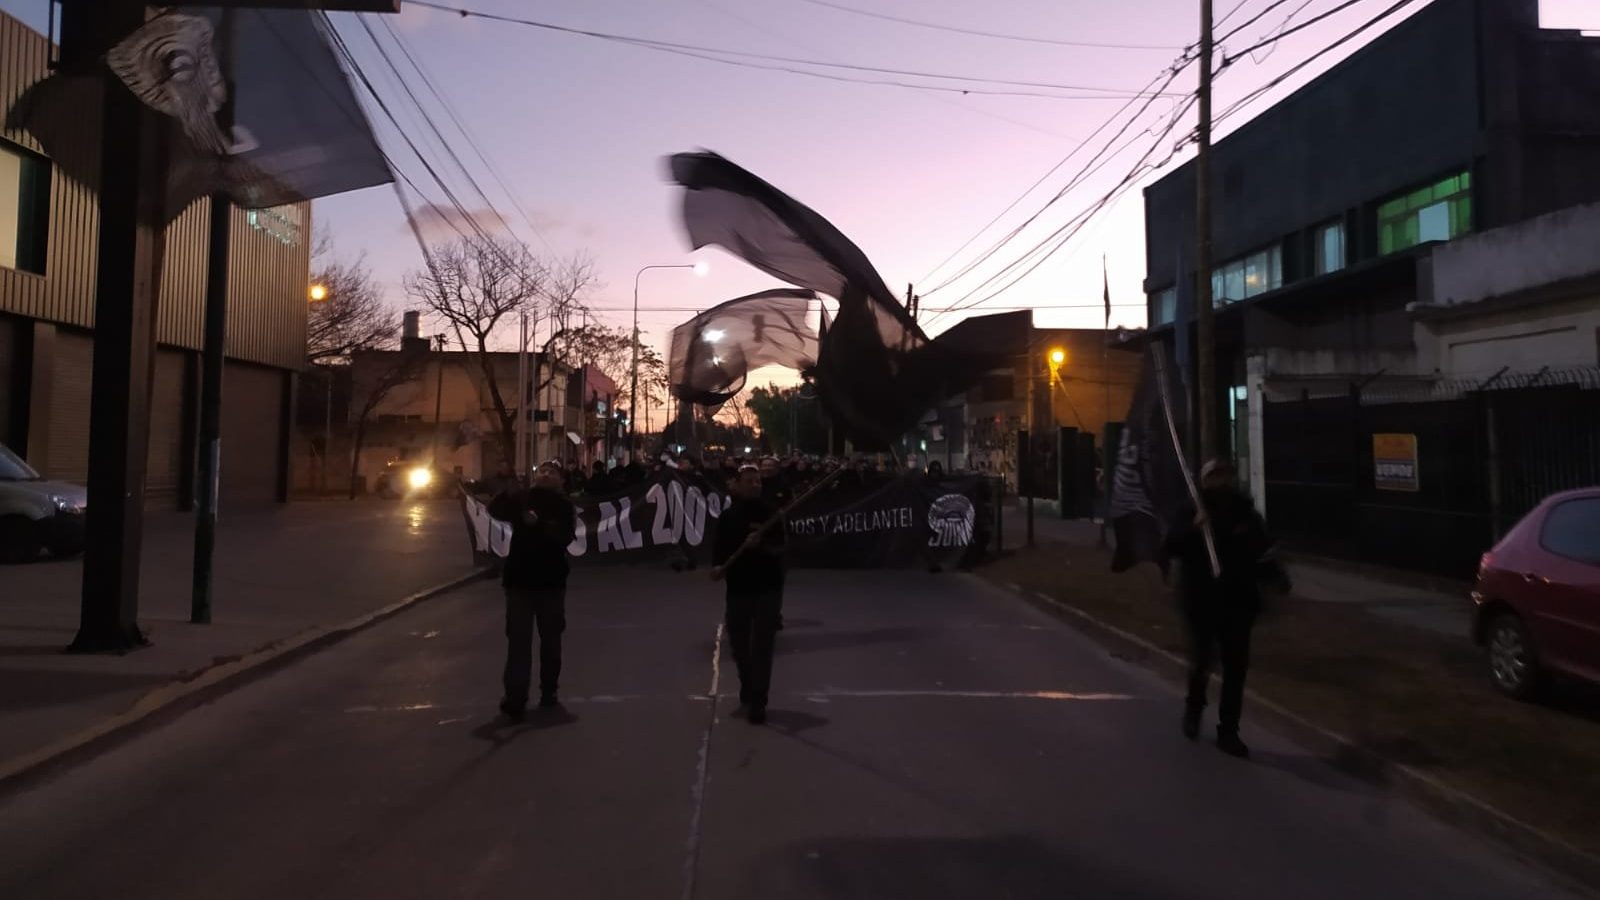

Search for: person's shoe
xmin=729 ymin=704 xmax=749 ymax=719
xmin=539 ymin=692 xmax=561 ymax=709
xmin=499 ymin=699 xmax=526 ymax=721
xmin=747 ymin=705 xmax=767 ymax=725
xmin=1181 ymin=707 xmax=1202 ymax=741
xmin=1217 ymin=731 xmax=1250 ymax=759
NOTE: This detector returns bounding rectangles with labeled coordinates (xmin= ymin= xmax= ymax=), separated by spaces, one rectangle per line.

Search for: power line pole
xmin=1195 ymin=0 xmax=1218 ymax=463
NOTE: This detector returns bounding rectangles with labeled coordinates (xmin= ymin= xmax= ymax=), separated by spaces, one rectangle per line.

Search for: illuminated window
xmin=0 ymin=140 xmax=49 ymax=274
xmin=1211 ymin=245 xmax=1281 ymax=306
xmin=1378 ymin=171 xmax=1472 ymax=254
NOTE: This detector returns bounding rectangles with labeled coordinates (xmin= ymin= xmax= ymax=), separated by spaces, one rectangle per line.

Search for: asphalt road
xmin=0 ymin=566 xmax=1578 ymax=899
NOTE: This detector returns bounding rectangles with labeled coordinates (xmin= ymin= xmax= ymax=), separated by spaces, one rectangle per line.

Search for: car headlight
xmin=406 ymin=467 xmax=433 ymax=490
xmin=50 ymin=494 xmax=83 ymax=512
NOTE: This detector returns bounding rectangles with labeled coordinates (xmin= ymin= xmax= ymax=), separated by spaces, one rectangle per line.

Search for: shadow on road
xmin=757 ymin=835 xmax=1185 ymax=899
xmin=776 ymin=627 xmax=922 ymax=655
xmin=763 ymin=708 xmax=830 ymax=735
xmin=469 ymin=707 xmax=581 ymax=748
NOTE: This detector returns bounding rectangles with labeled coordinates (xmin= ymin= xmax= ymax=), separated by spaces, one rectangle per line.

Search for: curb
xmin=0 ymin=567 xmax=493 ymax=797
xmin=983 ymin=574 xmax=1600 ymax=898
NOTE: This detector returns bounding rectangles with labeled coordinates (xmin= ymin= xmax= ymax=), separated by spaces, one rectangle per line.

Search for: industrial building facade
xmin=0 ymin=11 xmax=309 ymax=506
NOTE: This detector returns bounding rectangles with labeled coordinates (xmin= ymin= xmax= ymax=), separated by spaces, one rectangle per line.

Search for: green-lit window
xmin=0 ymin=140 xmax=50 ymax=275
xmin=1377 ymin=171 xmax=1472 ymax=255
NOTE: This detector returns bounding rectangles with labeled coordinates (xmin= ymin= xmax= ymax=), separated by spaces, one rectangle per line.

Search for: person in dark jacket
xmin=488 ymin=461 xmax=577 ymax=719
xmin=1165 ymin=459 xmax=1280 ymax=758
xmin=712 ymin=465 xmax=786 ymax=725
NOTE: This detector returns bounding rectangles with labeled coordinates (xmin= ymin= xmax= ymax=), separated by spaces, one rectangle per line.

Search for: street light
xmin=309 ymin=283 xmax=328 ymax=302
xmin=1049 ymin=347 xmax=1066 ymax=367
xmin=631 ymin=261 xmax=706 ymax=460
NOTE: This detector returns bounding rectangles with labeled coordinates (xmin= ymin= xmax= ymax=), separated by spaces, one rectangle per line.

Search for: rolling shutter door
xmin=47 ymin=329 xmax=93 ymax=483
xmin=220 ymin=361 xmax=284 ymax=505
xmin=145 ymin=349 xmax=187 ymax=497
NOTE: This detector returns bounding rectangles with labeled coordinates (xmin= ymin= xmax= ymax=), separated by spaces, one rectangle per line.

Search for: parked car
xmin=1472 ymin=487 xmax=1600 ymax=698
xmin=0 ymin=442 xmax=87 ymax=564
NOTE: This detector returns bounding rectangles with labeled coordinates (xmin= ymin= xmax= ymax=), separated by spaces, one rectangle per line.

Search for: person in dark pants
xmin=488 ymin=461 xmax=577 ymax=720
xmin=712 ymin=465 xmax=786 ymax=725
xmin=1166 ymin=459 xmax=1279 ymax=758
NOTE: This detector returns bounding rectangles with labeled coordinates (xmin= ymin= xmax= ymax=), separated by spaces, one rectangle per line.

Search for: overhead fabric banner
xmin=459 ymin=472 xmax=991 ymax=570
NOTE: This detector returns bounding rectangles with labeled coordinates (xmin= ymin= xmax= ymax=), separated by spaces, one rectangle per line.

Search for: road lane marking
xmin=801 ymin=690 xmax=1135 ymax=701
xmin=682 ymin=622 xmax=723 ymax=900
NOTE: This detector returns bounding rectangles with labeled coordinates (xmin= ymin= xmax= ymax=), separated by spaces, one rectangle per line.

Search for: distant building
xmin=292 ymin=312 xmax=626 ymax=492
xmin=924 ymin=311 xmax=1140 ymax=498
xmin=0 ymin=11 xmax=309 ymax=505
xmin=1139 ymin=0 xmax=1600 ymax=574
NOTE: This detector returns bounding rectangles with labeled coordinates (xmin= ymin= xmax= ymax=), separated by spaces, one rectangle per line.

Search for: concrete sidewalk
xmin=0 ymin=497 xmax=484 ymax=780
xmin=1002 ymin=501 xmax=1472 ymax=637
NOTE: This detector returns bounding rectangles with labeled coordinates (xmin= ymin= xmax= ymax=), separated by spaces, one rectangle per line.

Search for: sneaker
xmin=499 ymin=699 xmax=525 ymax=721
xmin=1181 ymin=708 xmax=1201 ymax=741
xmin=1217 ymin=732 xmax=1250 ymax=759
xmin=748 ymin=705 xmax=767 ymax=725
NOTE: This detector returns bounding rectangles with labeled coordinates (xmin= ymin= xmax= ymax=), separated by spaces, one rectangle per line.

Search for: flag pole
xmin=1152 ymin=348 xmax=1221 ymax=577
xmin=1100 ymin=255 xmax=1112 ymax=548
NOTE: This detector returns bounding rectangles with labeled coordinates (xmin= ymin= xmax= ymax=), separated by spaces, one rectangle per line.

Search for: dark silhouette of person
xmin=488 ymin=461 xmax=577 ymax=719
xmin=712 ymin=465 xmax=786 ymax=725
xmin=586 ymin=460 xmax=612 ymax=496
xmin=1165 ymin=459 xmax=1281 ymax=758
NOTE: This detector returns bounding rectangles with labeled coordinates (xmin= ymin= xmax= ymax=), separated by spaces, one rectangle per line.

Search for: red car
xmin=1473 ymin=487 xmax=1600 ymax=698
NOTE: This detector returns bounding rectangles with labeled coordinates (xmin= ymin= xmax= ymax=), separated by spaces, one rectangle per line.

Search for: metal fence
xmin=1263 ymin=372 xmax=1600 ymax=577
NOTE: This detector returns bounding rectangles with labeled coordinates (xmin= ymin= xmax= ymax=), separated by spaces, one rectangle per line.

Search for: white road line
xmin=801 ymin=690 xmax=1135 ymax=701
xmin=681 ymin=622 xmax=723 ymax=900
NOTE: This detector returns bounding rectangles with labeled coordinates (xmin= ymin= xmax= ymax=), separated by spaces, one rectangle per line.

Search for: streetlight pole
xmin=630 ymin=263 xmax=700 ymax=461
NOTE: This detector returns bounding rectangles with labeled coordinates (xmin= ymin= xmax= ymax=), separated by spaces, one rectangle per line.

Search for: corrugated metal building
xmin=0 ymin=11 xmax=308 ymax=505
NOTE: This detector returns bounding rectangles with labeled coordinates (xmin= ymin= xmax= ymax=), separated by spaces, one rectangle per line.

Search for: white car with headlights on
xmin=0 ymin=442 xmax=87 ymax=563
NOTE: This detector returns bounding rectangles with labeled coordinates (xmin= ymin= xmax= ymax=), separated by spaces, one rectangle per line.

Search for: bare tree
xmin=405 ymin=238 xmax=600 ymax=471
xmin=346 ymin=347 xmax=429 ymax=499
xmin=307 ymin=249 xmax=396 ymax=364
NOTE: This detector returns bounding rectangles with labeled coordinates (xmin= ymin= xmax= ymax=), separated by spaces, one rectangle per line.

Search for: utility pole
xmin=191 ymin=9 xmax=237 ymax=626
xmin=1195 ymin=0 xmax=1219 ymax=463
xmin=66 ymin=1 xmax=166 ymax=651
xmin=431 ymin=333 xmax=445 ymax=464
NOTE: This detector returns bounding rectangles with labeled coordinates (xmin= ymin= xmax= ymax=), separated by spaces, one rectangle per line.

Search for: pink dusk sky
xmin=3 ymin=0 xmax=1595 ymax=362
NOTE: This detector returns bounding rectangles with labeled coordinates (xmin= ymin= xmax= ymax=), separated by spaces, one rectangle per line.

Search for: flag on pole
xmin=1109 ymin=344 xmax=1190 ymax=574
xmin=668 ymin=288 xmax=822 ymax=407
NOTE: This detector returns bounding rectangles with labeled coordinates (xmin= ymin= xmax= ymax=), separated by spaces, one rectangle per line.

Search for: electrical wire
xmin=791 ymin=0 xmax=1184 ymax=50
xmin=913 ymin=57 xmax=1192 ymax=290
xmin=919 ymin=59 xmax=1196 ymax=300
xmin=1214 ymin=0 xmax=1419 ymax=127
xmin=1223 ymin=0 xmax=1370 ymax=64
xmin=404 ymin=0 xmax=1176 ymax=98
xmin=375 ymin=15 xmax=558 ymax=254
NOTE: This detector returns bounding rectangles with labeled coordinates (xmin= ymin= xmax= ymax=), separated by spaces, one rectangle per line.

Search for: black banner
xmin=461 ymin=472 xmax=989 ymax=570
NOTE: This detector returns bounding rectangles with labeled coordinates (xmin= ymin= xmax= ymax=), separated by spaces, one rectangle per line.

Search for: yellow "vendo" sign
xmin=1373 ymin=433 xmax=1419 ymax=492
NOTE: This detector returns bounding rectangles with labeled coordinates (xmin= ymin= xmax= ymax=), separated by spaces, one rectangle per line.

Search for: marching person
xmin=1166 ymin=459 xmax=1285 ymax=758
xmin=712 ymin=464 xmax=787 ymax=725
xmin=488 ymin=460 xmax=578 ymax=720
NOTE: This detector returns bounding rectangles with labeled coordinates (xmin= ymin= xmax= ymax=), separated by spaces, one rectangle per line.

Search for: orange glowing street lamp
xmin=309 ymin=283 xmax=329 ymax=302
xmin=1048 ymin=347 xmax=1066 ymax=367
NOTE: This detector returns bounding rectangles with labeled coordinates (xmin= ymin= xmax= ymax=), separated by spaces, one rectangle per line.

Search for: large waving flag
xmin=668 ymin=288 xmax=822 ymax=407
xmin=668 ymin=151 xmax=1000 ymax=448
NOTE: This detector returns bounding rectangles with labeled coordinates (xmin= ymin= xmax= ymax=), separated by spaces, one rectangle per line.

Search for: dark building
xmin=0 ymin=11 xmax=310 ymax=505
xmin=1139 ymin=0 xmax=1600 ymax=575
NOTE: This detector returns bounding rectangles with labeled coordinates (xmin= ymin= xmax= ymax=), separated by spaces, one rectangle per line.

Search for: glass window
xmin=1315 ymin=221 xmax=1345 ymax=274
xmin=1211 ymin=245 xmax=1281 ymax=307
xmin=0 ymin=141 xmax=50 ymax=274
xmin=1377 ymin=170 xmax=1472 ymax=255
xmin=1541 ymin=498 xmax=1600 ymax=565
xmin=1151 ymin=287 xmax=1176 ymax=326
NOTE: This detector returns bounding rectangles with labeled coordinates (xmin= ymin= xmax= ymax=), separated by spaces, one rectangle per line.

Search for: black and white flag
xmin=668 ymin=288 xmax=822 ymax=407
xmin=1110 ymin=345 xmax=1190 ymax=574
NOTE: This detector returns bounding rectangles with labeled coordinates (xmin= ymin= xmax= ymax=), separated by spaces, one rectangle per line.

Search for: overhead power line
xmin=1222 ymin=0 xmax=1370 ymax=64
xmin=1215 ymin=0 xmax=1419 ymax=127
xmin=792 ymin=0 xmax=1185 ymax=50
xmin=374 ymin=16 xmax=558 ymax=255
xmin=404 ymin=0 xmax=1177 ymax=100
